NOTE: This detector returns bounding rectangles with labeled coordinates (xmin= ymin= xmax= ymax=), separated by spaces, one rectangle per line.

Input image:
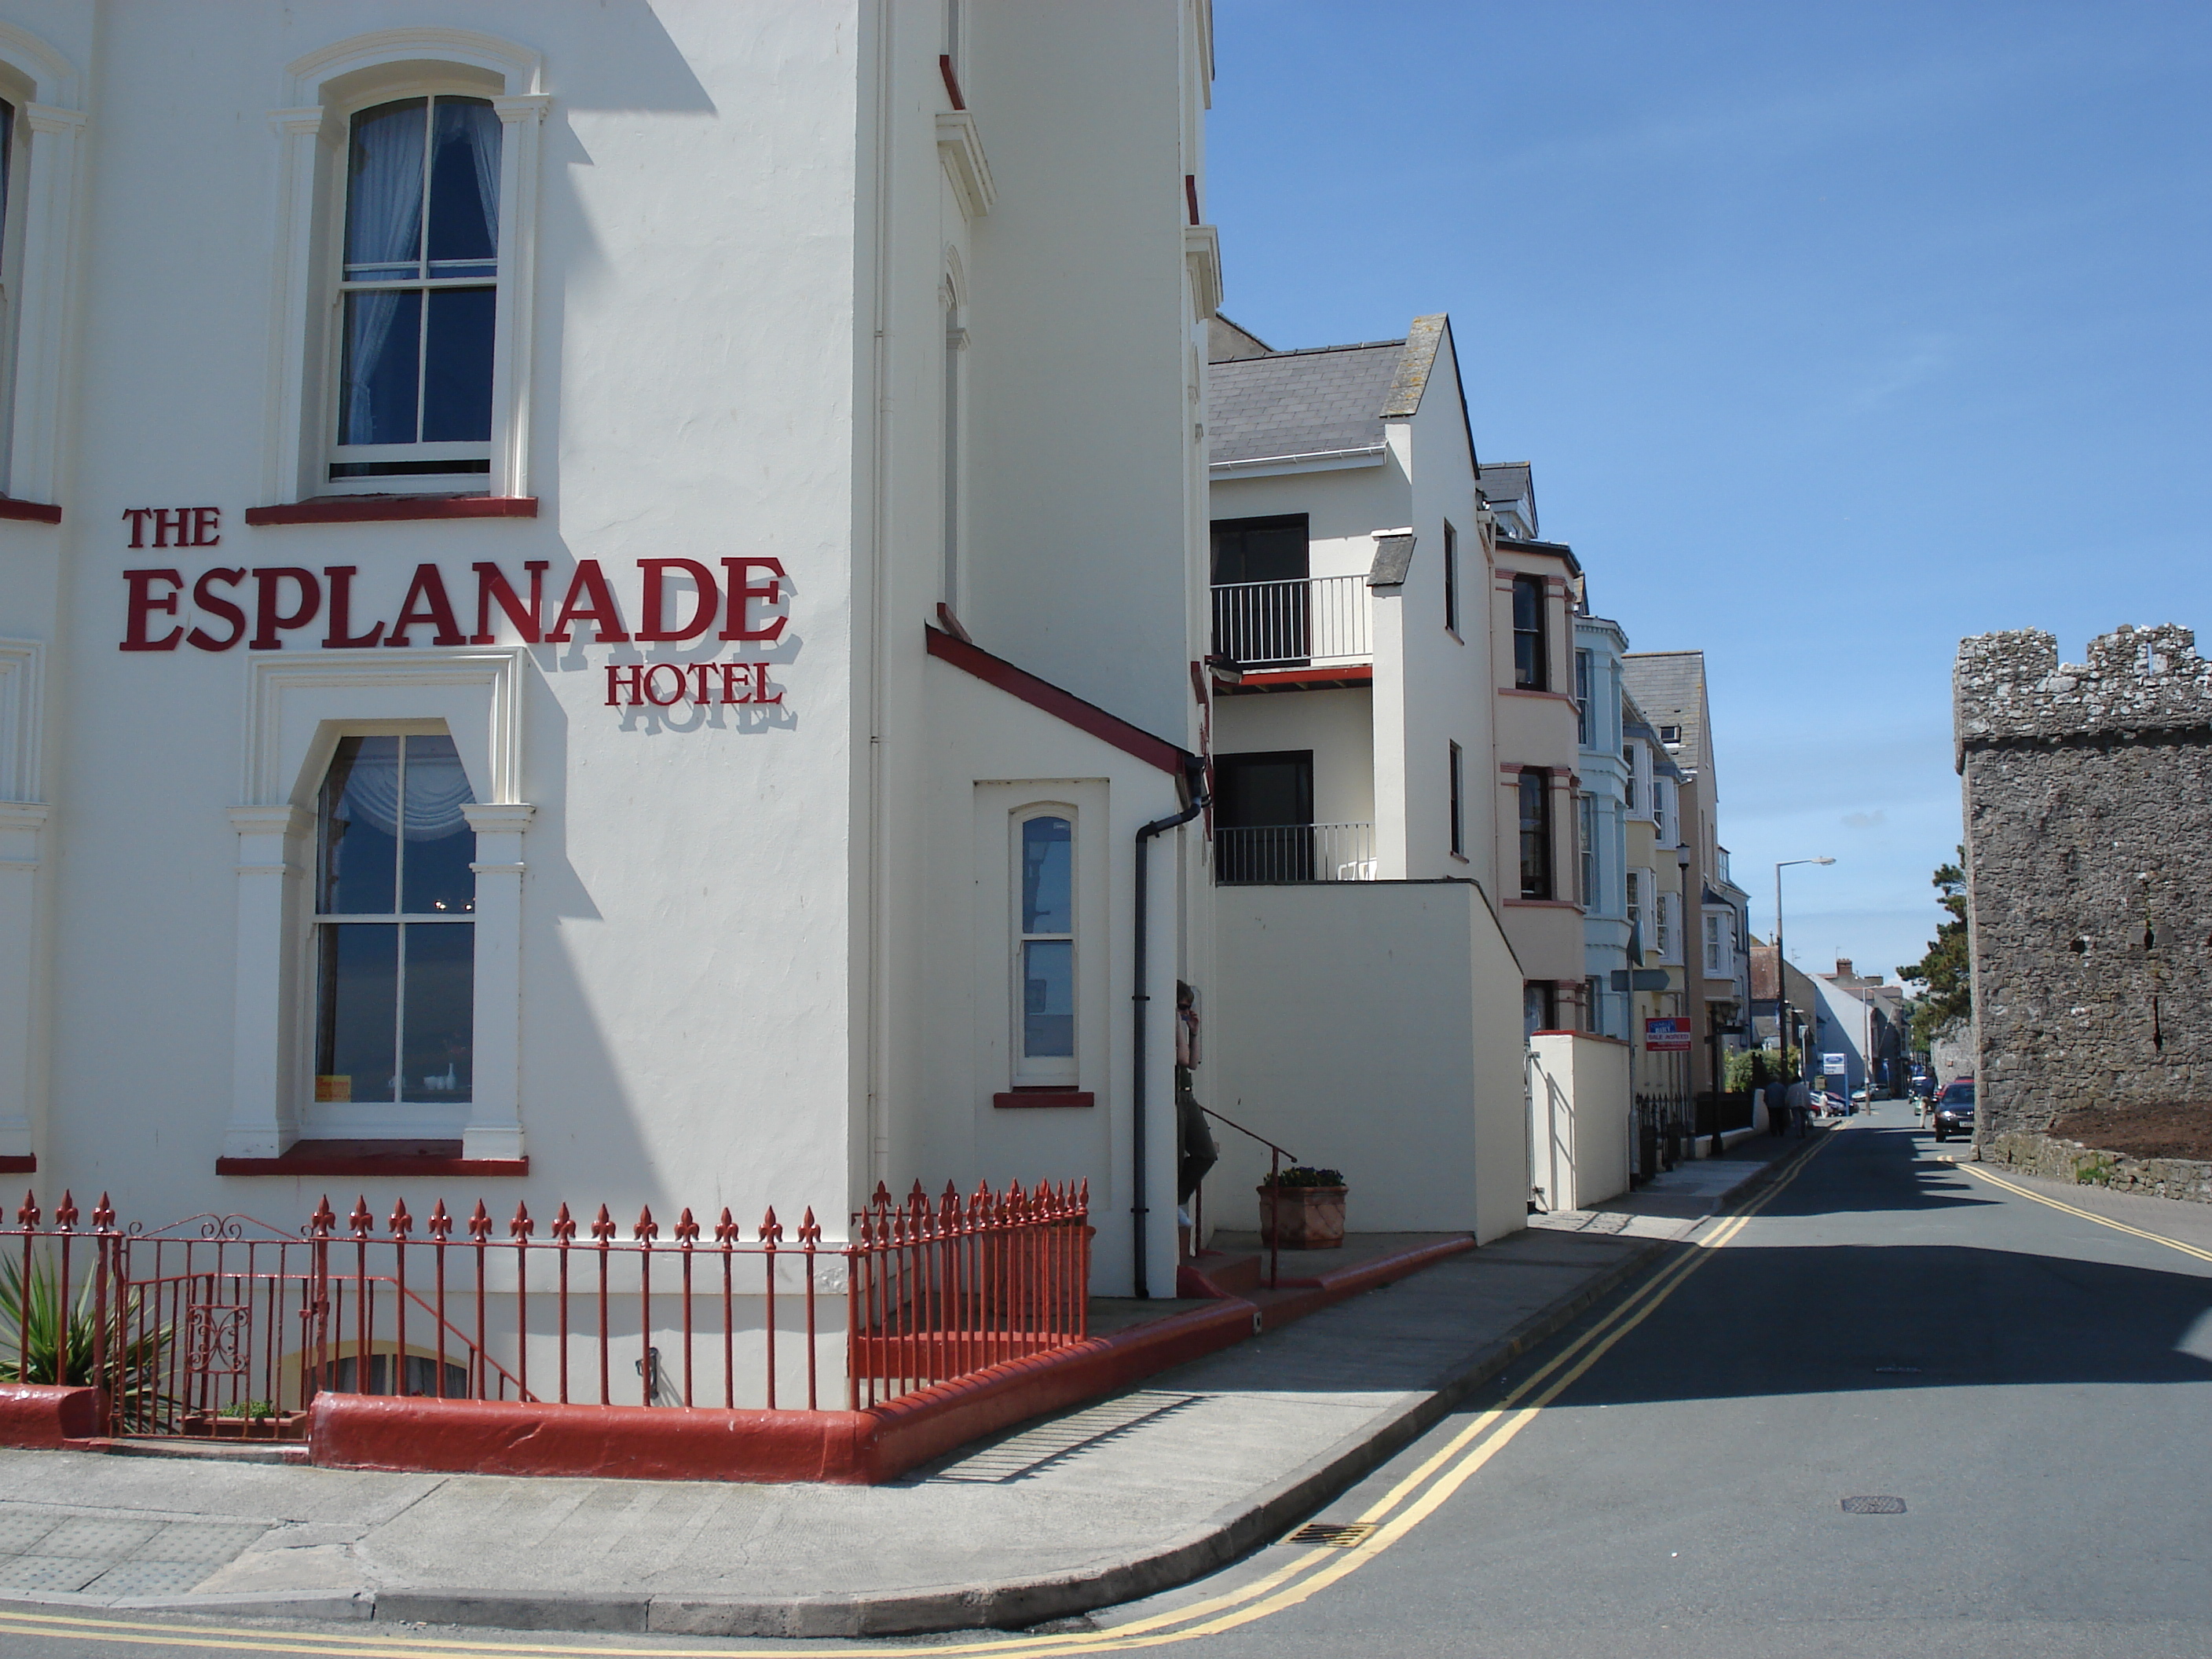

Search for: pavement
xmin=0 ymin=1131 xmax=1817 ymax=1639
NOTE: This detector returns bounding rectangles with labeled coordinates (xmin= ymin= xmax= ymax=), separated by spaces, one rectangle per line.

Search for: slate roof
xmin=1207 ymin=340 xmax=1406 ymax=467
xmin=1621 ymin=651 xmax=1709 ymax=774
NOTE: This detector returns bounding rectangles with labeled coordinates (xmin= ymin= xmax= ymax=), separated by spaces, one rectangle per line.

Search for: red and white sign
xmin=1643 ymin=1016 xmax=1691 ymax=1053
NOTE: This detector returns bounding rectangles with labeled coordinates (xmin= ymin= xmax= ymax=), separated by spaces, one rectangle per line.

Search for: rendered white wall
xmin=1209 ymin=880 xmax=1528 ymax=1243
xmin=1528 ymin=1030 xmax=1632 ymax=1213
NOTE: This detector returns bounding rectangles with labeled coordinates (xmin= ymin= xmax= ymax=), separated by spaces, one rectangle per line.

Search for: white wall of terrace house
xmin=1204 ymin=323 xmax=1492 ymax=887
xmin=1491 ymin=544 xmax=1585 ymax=1012
xmin=1576 ymin=614 xmax=1631 ymax=1038
xmin=7 ymin=0 xmax=1211 ymax=1295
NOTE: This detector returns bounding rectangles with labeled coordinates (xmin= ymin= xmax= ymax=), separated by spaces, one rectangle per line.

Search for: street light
xmin=1774 ymin=858 xmax=1835 ymax=1095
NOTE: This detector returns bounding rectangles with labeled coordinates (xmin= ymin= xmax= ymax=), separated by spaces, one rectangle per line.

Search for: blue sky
xmin=1206 ymin=1 xmax=2212 ymax=984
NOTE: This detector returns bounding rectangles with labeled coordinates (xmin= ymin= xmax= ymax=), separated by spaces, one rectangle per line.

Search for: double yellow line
xmin=1957 ymin=1160 xmax=2212 ymax=1265
xmin=0 ymin=1135 xmax=1833 ymax=1659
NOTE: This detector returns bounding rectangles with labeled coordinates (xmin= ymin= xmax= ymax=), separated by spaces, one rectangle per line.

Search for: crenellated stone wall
xmin=1954 ymin=625 xmax=2212 ymax=1141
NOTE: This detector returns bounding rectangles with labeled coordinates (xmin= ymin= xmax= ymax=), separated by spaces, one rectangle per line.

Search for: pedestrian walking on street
xmin=1766 ymin=1075 xmax=1790 ymax=1136
xmin=1785 ymin=1075 xmax=1811 ymax=1138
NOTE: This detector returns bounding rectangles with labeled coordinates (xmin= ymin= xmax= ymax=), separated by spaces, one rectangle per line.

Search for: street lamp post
xmin=1774 ymin=857 xmax=1835 ymax=1099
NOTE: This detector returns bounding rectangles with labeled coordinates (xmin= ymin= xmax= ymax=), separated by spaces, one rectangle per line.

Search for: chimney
xmin=1835 ymin=958 xmax=1854 ymax=979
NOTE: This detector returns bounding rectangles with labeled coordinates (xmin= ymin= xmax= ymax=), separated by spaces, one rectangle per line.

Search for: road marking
xmin=1957 ymin=1162 xmax=2212 ymax=1265
xmin=0 ymin=1137 xmax=1834 ymax=1659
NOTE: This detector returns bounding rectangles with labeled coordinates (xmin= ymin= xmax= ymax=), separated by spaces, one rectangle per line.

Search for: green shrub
xmin=1261 ymin=1166 xmax=1346 ymax=1188
xmin=0 ymin=1254 xmax=172 ymax=1423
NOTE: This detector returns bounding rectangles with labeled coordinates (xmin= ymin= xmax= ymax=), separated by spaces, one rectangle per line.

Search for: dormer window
xmin=1659 ymin=723 xmax=1681 ymax=745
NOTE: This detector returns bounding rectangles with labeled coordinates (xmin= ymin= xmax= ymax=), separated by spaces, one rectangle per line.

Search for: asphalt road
xmin=9 ymin=1101 xmax=2210 ymax=1657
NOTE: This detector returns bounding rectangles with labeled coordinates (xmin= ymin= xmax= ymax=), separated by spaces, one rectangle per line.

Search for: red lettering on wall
xmin=119 ymin=569 xmax=185 ymax=651
xmin=322 ymin=566 xmax=386 ymax=649
xmin=471 ymin=561 xmax=548 ymax=644
xmin=385 ymin=564 xmax=467 ymax=647
xmin=604 ymin=665 xmax=643 ymax=706
xmin=719 ymin=558 xmax=789 ymax=642
xmin=192 ymin=507 xmax=222 ymax=548
xmin=642 ymin=664 xmax=687 ymax=706
xmin=638 ymin=559 xmax=719 ymax=643
xmin=546 ymin=561 xmax=632 ymax=643
xmin=250 ymin=568 xmax=321 ymax=650
xmin=123 ymin=507 xmax=222 ymax=549
xmin=185 ymin=568 xmax=247 ymax=652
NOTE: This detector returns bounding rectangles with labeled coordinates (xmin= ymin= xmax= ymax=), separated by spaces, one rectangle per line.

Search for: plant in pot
xmin=1258 ymin=1166 xmax=1347 ymax=1249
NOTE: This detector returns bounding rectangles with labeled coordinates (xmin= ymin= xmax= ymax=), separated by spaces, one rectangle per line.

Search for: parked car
xmin=1930 ymin=1079 xmax=1976 ymax=1141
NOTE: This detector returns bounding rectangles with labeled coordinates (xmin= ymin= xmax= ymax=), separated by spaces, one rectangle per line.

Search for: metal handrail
xmin=1196 ymin=1108 xmax=1302 ymax=1291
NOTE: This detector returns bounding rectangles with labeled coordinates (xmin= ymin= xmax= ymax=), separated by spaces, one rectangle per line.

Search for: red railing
xmin=2 ymin=1179 xmax=1089 ymax=1439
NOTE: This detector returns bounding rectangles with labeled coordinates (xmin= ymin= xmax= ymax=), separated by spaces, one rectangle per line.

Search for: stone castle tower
xmin=1954 ymin=624 xmax=2212 ymax=1138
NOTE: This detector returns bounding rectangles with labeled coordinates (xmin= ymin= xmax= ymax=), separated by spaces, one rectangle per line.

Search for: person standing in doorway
xmin=1176 ymin=982 xmax=1219 ymax=1257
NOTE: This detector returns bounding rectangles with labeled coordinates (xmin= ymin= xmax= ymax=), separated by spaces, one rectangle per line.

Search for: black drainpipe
xmin=1132 ymin=753 xmax=1209 ymax=1298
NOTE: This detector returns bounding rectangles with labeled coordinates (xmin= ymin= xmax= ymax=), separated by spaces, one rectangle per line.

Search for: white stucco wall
xmin=1207 ymin=879 xmax=1528 ymax=1243
xmin=1528 ymin=1030 xmax=1632 ymax=1212
xmin=1 ymin=1 xmax=1214 ymax=1270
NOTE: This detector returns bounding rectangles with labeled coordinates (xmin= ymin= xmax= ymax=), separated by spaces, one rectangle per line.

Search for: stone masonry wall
xmin=1955 ymin=625 xmax=2212 ymax=1139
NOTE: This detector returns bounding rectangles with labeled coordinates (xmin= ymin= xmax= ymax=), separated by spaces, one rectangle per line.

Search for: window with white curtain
xmin=314 ymin=734 xmax=478 ymax=1109
xmin=1013 ymin=811 xmax=1077 ymax=1086
xmin=1655 ymin=892 xmax=1679 ymax=963
xmin=331 ymin=97 xmax=501 ymax=485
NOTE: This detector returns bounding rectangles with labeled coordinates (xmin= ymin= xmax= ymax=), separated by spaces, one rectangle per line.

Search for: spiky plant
xmin=0 ymin=1253 xmax=173 ymax=1426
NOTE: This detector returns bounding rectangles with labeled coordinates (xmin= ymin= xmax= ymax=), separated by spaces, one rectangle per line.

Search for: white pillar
xmin=0 ymin=803 xmax=48 ymax=1162
xmin=224 ymin=806 xmax=311 ymax=1158
xmin=9 ymin=103 xmax=86 ymax=501
xmin=463 ymin=802 xmax=534 ymax=1160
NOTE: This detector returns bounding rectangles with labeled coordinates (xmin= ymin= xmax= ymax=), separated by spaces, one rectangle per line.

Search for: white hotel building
xmin=0 ymin=2 xmax=1239 ymax=1298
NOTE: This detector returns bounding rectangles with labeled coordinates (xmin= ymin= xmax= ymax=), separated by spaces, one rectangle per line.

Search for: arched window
xmin=313 ymin=733 xmax=478 ymax=1111
xmin=268 ymin=30 xmax=546 ymax=503
xmin=1013 ymin=811 xmax=1075 ymax=1086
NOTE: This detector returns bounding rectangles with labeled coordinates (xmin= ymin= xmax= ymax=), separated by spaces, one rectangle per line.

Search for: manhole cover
xmin=1840 ymin=1496 xmax=1906 ymax=1514
xmin=1289 ymin=1522 xmax=1376 ymax=1548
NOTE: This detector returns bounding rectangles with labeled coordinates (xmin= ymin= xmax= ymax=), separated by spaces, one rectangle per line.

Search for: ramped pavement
xmin=0 ymin=1130 xmax=1820 ymax=1639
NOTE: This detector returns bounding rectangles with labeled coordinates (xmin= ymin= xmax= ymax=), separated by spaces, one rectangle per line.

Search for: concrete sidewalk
xmin=0 ymin=1133 xmax=1818 ymax=1638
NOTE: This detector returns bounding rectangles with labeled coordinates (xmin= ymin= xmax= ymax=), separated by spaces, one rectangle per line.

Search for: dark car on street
xmin=1931 ymin=1079 xmax=1976 ymax=1141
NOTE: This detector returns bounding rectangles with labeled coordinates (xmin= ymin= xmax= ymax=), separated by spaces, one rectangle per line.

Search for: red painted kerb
xmin=311 ymin=1299 xmax=1255 ymax=1485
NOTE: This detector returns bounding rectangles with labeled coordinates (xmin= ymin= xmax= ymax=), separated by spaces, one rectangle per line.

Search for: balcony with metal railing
xmin=1214 ymin=822 xmax=1377 ymax=885
xmin=1210 ymin=574 xmax=1372 ymax=671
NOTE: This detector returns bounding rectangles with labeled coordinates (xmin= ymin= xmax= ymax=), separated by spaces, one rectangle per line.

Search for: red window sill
xmin=992 ymin=1091 xmax=1094 ymax=1109
xmin=243 ymin=495 xmax=538 ymax=526
xmin=0 ymin=1155 xmax=35 ymax=1174
xmin=216 ymin=1139 xmax=529 ymax=1177
xmin=0 ymin=497 xmax=60 ymax=525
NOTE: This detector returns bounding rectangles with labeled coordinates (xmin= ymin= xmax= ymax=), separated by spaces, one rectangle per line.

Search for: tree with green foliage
xmin=1897 ymin=848 xmax=1970 ymax=1049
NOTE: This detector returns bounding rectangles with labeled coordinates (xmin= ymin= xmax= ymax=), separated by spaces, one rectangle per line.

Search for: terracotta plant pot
xmin=1257 ymin=1185 xmax=1346 ymax=1250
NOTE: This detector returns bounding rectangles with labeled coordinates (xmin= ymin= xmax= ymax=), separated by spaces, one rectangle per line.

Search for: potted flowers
xmin=1258 ymin=1166 xmax=1347 ymax=1249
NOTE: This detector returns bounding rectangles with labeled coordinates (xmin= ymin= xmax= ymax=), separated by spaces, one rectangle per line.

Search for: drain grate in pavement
xmin=1289 ymin=1522 xmax=1377 ymax=1548
xmin=921 ymin=1391 xmax=1203 ymax=1484
xmin=1840 ymin=1496 xmax=1907 ymax=1514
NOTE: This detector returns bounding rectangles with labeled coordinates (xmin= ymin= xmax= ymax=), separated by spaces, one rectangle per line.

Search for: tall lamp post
xmin=1774 ymin=857 xmax=1835 ymax=1093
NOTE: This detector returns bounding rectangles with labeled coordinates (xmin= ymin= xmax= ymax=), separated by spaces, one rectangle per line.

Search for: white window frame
xmin=1656 ymin=776 xmax=1679 ymax=847
xmin=1577 ymin=791 xmax=1596 ymax=909
xmin=1010 ymin=803 xmax=1079 ymax=1090
xmin=1703 ymin=910 xmax=1727 ymax=980
xmin=226 ymin=649 xmax=533 ymax=1160
xmin=266 ymin=29 xmax=548 ymax=504
xmin=1655 ymin=891 xmax=1680 ymax=965
xmin=304 ymin=725 xmax=483 ymax=1140
xmin=0 ymin=20 xmax=83 ymax=506
xmin=0 ymin=638 xmax=45 ymax=1164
